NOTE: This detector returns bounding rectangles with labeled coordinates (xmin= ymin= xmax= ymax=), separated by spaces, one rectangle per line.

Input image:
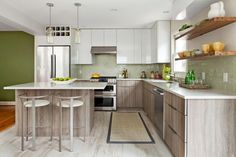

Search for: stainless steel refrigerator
xmin=36 ymin=45 xmax=71 ymax=82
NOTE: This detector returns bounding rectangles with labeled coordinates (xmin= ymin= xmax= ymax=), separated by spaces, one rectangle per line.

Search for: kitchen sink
xmin=149 ymin=79 xmax=168 ymax=83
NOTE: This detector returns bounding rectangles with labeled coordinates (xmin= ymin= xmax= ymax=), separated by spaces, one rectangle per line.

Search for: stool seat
xmin=57 ymin=100 xmax=84 ymax=108
xmin=24 ymin=100 xmax=50 ymax=108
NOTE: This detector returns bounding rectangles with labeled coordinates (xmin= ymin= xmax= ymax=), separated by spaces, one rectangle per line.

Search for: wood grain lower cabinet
xmin=143 ymin=82 xmax=155 ymax=122
xmin=164 ymin=92 xmax=236 ymax=157
xmin=117 ymin=80 xmax=143 ymax=108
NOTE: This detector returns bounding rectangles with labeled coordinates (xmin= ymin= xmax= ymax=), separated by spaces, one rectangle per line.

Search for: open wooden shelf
xmin=174 ymin=17 xmax=236 ymax=40
xmin=175 ymin=51 xmax=236 ymax=61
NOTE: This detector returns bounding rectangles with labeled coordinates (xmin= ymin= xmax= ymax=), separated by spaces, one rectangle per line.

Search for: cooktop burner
xmin=90 ymin=76 xmax=117 ymax=84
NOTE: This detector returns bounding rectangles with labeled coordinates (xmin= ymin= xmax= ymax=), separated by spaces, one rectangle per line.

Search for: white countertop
xmin=144 ymin=80 xmax=236 ymax=100
xmin=4 ymin=82 xmax=107 ymax=90
xmin=117 ymin=78 xmax=168 ymax=82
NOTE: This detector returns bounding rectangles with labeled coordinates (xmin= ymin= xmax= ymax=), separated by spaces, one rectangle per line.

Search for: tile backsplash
xmin=71 ymin=55 xmax=160 ymax=79
xmin=188 ymin=56 xmax=236 ymax=92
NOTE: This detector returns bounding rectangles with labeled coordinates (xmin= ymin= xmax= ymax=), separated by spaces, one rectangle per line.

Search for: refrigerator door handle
xmin=50 ymin=54 xmax=54 ymax=78
xmin=53 ymin=55 xmax=56 ymax=78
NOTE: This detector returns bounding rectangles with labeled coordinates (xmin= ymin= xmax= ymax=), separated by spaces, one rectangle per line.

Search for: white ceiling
xmin=0 ymin=0 xmax=174 ymax=30
xmin=0 ymin=21 xmax=16 ymax=31
xmin=0 ymin=0 xmax=218 ymax=34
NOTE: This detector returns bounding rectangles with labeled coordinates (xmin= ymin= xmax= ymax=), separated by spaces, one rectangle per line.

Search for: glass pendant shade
xmin=46 ymin=3 xmax=54 ymax=44
xmin=74 ymin=3 xmax=82 ymax=44
xmin=74 ymin=28 xmax=80 ymax=44
xmin=46 ymin=27 xmax=54 ymax=43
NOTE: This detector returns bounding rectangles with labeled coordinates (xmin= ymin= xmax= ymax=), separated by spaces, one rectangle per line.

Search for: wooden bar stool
xmin=56 ymin=96 xmax=85 ymax=152
xmin=19 ymin=95 xmax=53 ymax=151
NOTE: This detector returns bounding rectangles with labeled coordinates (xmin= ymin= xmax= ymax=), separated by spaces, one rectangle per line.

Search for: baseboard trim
xmin=0 ymin=101 xmax=15 ymax=105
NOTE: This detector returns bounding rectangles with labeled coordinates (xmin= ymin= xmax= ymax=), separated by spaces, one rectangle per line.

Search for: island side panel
xmin=15 ymin=89 xmax=94 ymax=137
xmin=15 ymin=90 xmax=26 ymax=136
xmin=187 ymin=99 xmax=236 ymax=157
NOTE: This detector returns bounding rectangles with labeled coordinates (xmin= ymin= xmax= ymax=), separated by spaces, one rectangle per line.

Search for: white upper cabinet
xmin=117 ymin=29 xmax=153 ymax=64
xmin=117 ymin=29 xmax=134 ymax=64
xmin=78 ymin=30 xmax=93 ymax=64
xmin=141 ymin=29 xmax=152 ymax=64
xmin=134 ymin=29 xmax=142 ymax=64
xmin=91 ymin=29 xmax=104 ymax=46
xmin=104 ymin=29 xmax=117 ymax=46
xmin=71 ymin=29 xmax=93 ymax=64
xmin=91 ymin=29 xmax=117 ymax=46
xmin=152 ymin=21 xmax=171 ymax=63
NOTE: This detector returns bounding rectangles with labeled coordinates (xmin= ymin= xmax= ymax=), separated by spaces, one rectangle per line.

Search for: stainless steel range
xmin=91 ymin=76 xmax=117 ymax=111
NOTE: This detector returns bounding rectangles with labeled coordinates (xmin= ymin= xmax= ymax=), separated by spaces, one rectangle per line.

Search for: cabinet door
xmin=117 ymin=86 xmax=127 ymax=108
xmin=77 ymin=30 xmax=93 ymax=64
xmin=71 ymin=44 xmax=78 ymax=64
xmin=117 ymin=29 xmax=134 ymax=64
xmin=141 ymin=29 xmax=152 ymax=64
xmin=91 ymin=29 xmax=104 ymax=46
xmin=104 ymin=29 xmax=117 ymax=46
xmin=143 ymin=88 xmax=149 ymax=114
xmin=117 ymin=86 xmax=135 ymax=108
xmin=134 ymin=29 xmax=142 ymax=64
xmin=135 ymin=81 xmax=143 ymax=108
xmin=151 ymin=24 xmax=157 ymax=63
xmin=149 ymin=91 xmax=155 ymax=122
xmin=157 ymin=21 xmax=170 ymax=63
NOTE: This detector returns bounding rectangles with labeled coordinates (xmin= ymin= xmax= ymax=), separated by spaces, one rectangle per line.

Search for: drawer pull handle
xmin=168 ymin=104 xmax=177 ymax=111
xmin=168 ymin=125 xmax=177 ymax=135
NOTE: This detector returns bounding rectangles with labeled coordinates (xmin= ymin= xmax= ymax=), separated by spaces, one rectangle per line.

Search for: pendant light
xmin=74 ymin=3 xmax=82 ymax=44
xmin=46 ymin=3 xmax=54 ymax=43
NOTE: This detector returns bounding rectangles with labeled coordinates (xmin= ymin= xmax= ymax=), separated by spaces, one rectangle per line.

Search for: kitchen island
xmin=4 ymin=82 xmax=107 ymax=137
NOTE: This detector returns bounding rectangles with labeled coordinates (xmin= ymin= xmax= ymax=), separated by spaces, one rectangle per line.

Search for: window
xmin=172 ymin=39 xmax=187 ymax=75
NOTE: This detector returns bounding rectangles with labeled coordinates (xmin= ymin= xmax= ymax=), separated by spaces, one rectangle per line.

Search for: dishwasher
xmin=153 ymin=87 xmax=164 ymax=139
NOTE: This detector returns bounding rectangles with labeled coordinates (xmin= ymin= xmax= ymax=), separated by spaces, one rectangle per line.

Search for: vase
xmin=208 ymin=1 xmax=226 ymax=19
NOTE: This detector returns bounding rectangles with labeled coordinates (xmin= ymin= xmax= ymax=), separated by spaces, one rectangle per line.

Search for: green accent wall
xmin=0 ymin=31 xmax=34 ymax=101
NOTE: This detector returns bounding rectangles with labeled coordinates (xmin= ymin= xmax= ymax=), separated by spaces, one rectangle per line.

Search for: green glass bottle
xmin=185 ymin=71 xmax=190 ymax=84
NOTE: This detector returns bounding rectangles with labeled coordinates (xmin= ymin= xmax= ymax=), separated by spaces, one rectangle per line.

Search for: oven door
xmin=95 ymin=84 xmax=116 ymax=95
xmin=94 ymin=95 xmax=116 ymax=111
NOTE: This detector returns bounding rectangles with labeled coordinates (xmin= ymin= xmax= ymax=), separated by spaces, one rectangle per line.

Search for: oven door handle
xmin=95 ymin=95 xmax=116 ymax=98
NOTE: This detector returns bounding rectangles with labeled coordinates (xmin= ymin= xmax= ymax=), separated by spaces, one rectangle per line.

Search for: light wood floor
xmin=0 ymin=111 xmax=173 ymax=157
xmin=0 ymin=105 xmax=15 ymax=132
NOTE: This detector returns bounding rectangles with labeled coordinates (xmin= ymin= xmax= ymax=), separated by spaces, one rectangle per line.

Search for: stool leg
xmin=32 ymin=99 xmax=36 ymax=151
xmin=59 ymin=101 xmax=62 ymax=152
xmin=26 ymin=107 xmax=29 ymax=141
xmin=69 ymin=99 xmax=74 ymax=152
xmin=49 ymin=102 xmax=53 ymax=141
xmin=21 ymin=101 xmax=24 ymax=151
xmin=83 ymin=104 xmax=86 ymax=142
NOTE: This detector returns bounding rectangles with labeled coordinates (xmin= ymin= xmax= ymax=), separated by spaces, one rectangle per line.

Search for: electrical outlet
xmin=202 ymin=72 xmax=205 ymax=80
xmin=223 ymin=73 xmax=228 ymax=82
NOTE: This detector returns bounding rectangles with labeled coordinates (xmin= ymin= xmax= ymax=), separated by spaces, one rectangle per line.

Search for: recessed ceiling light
xmin=163 ymin=11 xmax=170 ymax=14
xmin=110 ymin=9 xmax=118 ymax=12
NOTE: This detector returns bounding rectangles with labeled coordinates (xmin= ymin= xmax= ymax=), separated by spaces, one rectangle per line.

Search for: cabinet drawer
xmin=164 ymin=125 xmax=185 ymax=157
xmin=164 ymin=92 xmax=172 ymax=105
xmin=165 ymin=104 xmax=185 ymax=141
xmin=117 ymin=80 xmax=136 ymax=87
xmin=172 ymin=95 xmax=185 ymax=114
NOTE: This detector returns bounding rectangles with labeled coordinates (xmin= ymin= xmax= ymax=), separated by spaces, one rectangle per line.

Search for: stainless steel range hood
xmin=91 ymin=46 xmax=117 ymax=55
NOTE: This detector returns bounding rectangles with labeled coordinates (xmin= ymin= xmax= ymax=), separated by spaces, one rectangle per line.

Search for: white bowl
xmin=51 ymin=78 xmax=77 ymax=85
